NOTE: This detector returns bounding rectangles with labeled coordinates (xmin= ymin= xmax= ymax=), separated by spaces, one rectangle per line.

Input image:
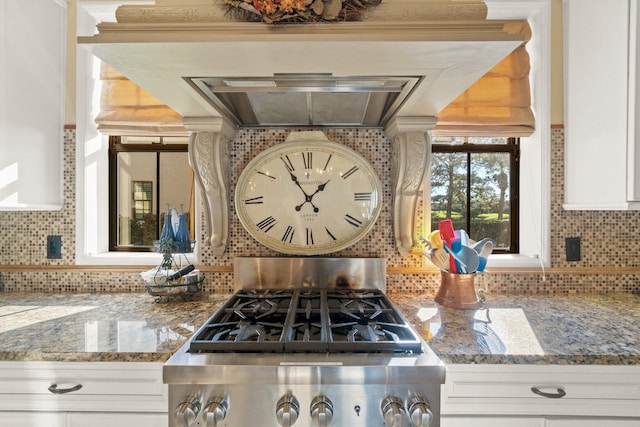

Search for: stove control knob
xmin=310 ymin=395 xmax=334 ymax=427
xmin=276 ymin=394 xmax=300 ymax=427
xmin=408 ymin=395 xmax=434 ymax=427
xmin=203 ymin=396 xmax=228 ymax=427
xmin=175 ymin=393 xmax=201 ymax=427
xmin=381 ymin=396 xmax=407 ymax=427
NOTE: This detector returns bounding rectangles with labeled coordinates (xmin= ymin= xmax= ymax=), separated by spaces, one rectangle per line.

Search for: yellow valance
xmin=435 ymin=21 xmax=534 ymax=137
xmin=95 ymin=63 xmax=188 ymax=136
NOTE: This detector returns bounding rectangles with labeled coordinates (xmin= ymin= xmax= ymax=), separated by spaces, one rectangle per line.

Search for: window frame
xmin=431 ymin=137 xmax=520 ymax=254
xmin=108 ymin=136 xmax=190 ymax=252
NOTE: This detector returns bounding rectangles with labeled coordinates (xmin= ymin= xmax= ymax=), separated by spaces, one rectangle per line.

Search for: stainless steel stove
xmin=164 ymin=257 xmax=445 ymax=427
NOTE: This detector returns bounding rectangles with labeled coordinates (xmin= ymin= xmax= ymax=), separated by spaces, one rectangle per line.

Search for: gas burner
xmin=232 ymin=299 xmax=278 ymax=320
xmin=338 ymin=299 xmax=383 ymax=321
xmin=189 ymin=288 xmax=423 ymax=354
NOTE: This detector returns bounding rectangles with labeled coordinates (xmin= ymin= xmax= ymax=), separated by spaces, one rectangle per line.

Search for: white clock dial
xmin=235 ymin=137 xmax=382 ymax=255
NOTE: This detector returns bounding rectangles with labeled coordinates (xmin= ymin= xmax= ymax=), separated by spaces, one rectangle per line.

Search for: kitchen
xmin=1 ymin=0 xmax=640 ymax=426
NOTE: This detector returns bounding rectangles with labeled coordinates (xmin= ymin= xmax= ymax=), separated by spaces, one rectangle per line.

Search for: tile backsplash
xmin=1 ymin=127 xmax=640 ymax=295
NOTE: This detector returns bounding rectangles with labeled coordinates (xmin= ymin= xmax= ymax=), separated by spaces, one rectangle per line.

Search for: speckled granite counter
xmin=0 ymin=293 xmax=229 ymax=362
xmin=1 ymin=292 xmax=639 ymax=365
xmin=390 ymin=292 xmax=640 ymax=365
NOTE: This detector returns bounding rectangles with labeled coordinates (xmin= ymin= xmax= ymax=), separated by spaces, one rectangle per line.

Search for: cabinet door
xmin=442 ymin=416 xmax=545 ymax=427
xmin=66 ymin=412 xmax=167 ymax=427
xmin=563 ymin=0 xmax=640 ymax=209
xmin=0 ymin=0 xmax=65 ymax=210
xmin=0 ymin=412 xmax=65 ymax=427
xmin=546 ymin=419 xmax=640 ymax=427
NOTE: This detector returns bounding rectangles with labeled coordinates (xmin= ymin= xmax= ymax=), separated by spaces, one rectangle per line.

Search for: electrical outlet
xmin=565 ymin=237 xmax=581 ymax=262
xmin=47 ymin=235 xmax=62 ymax=259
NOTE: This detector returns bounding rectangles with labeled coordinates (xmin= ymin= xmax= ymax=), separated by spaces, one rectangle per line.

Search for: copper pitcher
xmin=434 ymin=271 xmax=481 ymax=309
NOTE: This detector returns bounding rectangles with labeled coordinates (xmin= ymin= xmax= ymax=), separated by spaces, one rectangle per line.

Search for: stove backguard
xmin=233 ymin=257 xmax=386 ymax=292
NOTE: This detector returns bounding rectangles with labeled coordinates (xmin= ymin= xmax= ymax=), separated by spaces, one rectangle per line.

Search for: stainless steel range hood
xmin=187 ymin=74 xmax=420 ymax=127
xmin=77 ymin=1 xmax=527 ymax=128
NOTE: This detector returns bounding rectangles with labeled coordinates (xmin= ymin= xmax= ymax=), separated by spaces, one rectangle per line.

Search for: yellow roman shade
xmin=95 ymin=63 xmax=188 ymax=136
xmin=434 ymin=21 xmax=534 ymax=137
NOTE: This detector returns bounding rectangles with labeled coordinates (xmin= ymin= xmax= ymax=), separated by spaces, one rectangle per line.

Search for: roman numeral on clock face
xmin=282 ymin=226 xmax=295 ymax=243
xmin=302 ymin=152 xmax=312 ymax=169
xmin=323 ymin=154 xmax=333 ymax=171
xmin=256 ymin=216 xmax=277 ymax=232
xmin=280 ymin=155 xmax=295 ymax=172
xmin=342 ymin=165 xmax=359 ymax=179
xmin=256 ymin=170 xmax=276 ymax=180
xmin=325 ymin=227 xmax=337 ymax=241
xmin=244 ymin=196 xmax=264 ymax=204
xmin=306 ymin=228 xmax=314 ymax=245
xmin=345 ymin=214 xmax=363 ymax=227
xmin=354 ymin=192 xmax=372 ymax=201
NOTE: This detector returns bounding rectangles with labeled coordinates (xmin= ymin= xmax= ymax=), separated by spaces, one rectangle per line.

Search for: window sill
xmin=487 ymin=254 xmax=548 ymax=269
xmin=76 ymin=251 xmax=196 ymax=266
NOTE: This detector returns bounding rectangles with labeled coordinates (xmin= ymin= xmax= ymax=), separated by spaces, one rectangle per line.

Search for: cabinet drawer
xmin=0 ymin=361 xmax=167 ymax=412
xmin=443 ymin=365 xmax=640 ymax=418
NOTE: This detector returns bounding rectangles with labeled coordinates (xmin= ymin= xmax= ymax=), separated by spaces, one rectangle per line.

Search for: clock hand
xmin=295 ymin=180 xmax=330 ymax=213
xmin=308 ymin=180 xmax=330 ymax=198
xmin=288 ymin=170 xmax=311 ymax=197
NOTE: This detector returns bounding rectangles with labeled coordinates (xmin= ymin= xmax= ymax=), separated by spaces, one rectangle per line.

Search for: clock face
xmin=234 ymin=139 xmax=382 ymax=255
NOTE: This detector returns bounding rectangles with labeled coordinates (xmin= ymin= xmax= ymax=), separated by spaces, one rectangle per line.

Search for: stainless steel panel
xmin=233 ymin=257 xmax=386 ymax=292
xmin=168 ymin=383 xmax=441 ymax=427
xmin=164 ymin=349 xmax=445 ymax=385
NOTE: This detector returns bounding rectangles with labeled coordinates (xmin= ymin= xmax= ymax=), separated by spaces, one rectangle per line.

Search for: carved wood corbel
xmin=384 ymin=117 xmax=436 ymax=256
xmin=184 ymin=117 xmax=236 ymax=256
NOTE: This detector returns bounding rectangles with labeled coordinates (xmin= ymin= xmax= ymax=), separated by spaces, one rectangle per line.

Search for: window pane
xmin=117 ymin=152 xmax=157 ymax=247
xmin=431 ymin=150 xmax=513 ymax=251
xmin=159 ymin=152 xmax=191 ymax=234
xmin=470 ymin=152 xmax=511 ymax=249
xmin=431 ymin=152 xmax=468 ymax=230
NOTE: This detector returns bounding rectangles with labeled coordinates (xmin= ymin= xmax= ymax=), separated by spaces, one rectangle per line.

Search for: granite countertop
xmin=0 ymin=293 xmax=230 ymax=362
xmin=390 ymin=292 xmax=640 ymax=365
xmin=1 ymin=292 xmax=639 ymax=365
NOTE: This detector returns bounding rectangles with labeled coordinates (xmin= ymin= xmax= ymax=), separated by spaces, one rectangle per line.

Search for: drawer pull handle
xmin=48 ymin=383 xmax=83 ymax=394
xmin=531 ymin=386 xmax=566 ymax=399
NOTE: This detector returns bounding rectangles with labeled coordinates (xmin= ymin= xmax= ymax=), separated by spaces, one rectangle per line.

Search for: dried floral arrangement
xmin=224 ymin=0 xmax=382 ymax=23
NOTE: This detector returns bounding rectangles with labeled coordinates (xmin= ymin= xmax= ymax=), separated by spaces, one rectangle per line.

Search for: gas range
xmin=164 ymin=257 xmax=444 ymax=427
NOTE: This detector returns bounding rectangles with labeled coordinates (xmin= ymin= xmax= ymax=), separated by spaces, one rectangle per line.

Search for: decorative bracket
xmin=183 ymin=117 xmax=236 ymax=256
xmin=384 ymin=117 xmax=436 ymax=256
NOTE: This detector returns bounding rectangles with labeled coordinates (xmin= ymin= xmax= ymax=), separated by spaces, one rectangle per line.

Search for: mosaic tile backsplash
xmin=1 ymin=127 xmax=640 ymax=295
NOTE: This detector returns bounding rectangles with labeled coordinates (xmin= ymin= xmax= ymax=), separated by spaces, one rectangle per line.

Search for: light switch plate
xmin=565 ymin=237 xmax=581 ymax=262
xmin=47 ymin=235 xmax=62 ymax=259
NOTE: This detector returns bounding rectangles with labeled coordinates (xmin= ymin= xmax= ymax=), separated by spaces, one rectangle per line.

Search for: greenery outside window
xmin=431 ymin=136 xmax=519 ymax=253
xmin=109 ymin=136 xmax=192 ymax=252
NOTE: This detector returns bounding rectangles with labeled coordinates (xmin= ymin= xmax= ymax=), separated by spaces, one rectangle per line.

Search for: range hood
xmin=78 ymin=1 xmax=526 ymax=128
xmin=187 ymin=74 xmax=420 ymax=127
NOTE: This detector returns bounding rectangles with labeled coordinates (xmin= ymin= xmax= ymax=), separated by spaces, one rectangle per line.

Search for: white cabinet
xmin=0 ymin=361 xmax=167 ymax=427
xmin=563 ymin=0 xmax=640 ymax=209
xmin=0 ymin=412 xmax=65 ymax=427
xmin=442 ymin=364 xmax=640 ymax=424
xmin=546 ymin=419 xmax=640 ymax=427
xmin=67 ymin=412 xmax=167 ymax=427
xmin=0 ymin=0 xmax=65 ymax=210
xmin=442 ymin=417 xmax=545 ymax=427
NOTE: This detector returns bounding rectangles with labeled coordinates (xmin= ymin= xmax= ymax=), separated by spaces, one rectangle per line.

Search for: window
xmin=431 ymin=136 xmax=519 ymax=253
xmin=108 ymin=136 xmax=192 ymax=252
xmin=132 ymin=181 xmax=152 ymax=220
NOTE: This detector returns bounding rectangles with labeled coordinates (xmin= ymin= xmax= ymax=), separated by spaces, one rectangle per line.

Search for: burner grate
xmin=189 ymin=288 xmax=423 ymax=354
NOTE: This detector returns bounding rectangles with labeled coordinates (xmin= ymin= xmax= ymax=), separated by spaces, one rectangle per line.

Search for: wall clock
xmin=234 ymin=132 xmax=383 ymax=255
